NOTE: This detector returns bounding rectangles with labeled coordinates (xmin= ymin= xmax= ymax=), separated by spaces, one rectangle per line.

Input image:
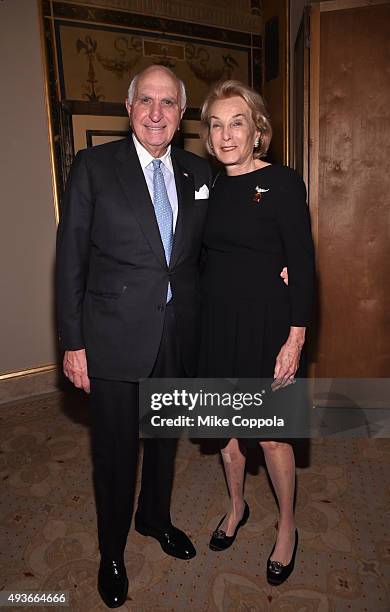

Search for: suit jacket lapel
xmin=115 ymin=136 xmax=166 ymax=267
xmin=170 ymin=151 xmax=194 ymax=268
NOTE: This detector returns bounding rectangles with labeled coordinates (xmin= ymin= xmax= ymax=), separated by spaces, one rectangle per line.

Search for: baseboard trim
xmin=0 ymin=367 xmax=62 ymax=404
xmin=0 ymin=364 xmax=57 ymax=380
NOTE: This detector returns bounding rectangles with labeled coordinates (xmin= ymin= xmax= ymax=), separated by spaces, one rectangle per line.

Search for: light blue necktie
xmin=152 ymin=159 xmax=173 ymax=302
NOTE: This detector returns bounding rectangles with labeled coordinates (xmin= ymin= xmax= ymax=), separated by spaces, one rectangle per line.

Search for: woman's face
xmin=208 ymin=96 xmax=260 ymax=174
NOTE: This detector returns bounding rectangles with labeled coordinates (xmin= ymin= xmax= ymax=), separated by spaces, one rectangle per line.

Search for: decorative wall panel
xmin=41 ymin=0 xmax=262 ymax=210
xmin=56 ymin=23 xmax=250 ymax=107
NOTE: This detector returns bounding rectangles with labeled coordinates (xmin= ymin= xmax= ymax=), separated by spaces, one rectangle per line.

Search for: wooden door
xmin=305 ymin=0 xmax=390 ymax=377
xmin=292 ymin=8 xmax=310 ymax=186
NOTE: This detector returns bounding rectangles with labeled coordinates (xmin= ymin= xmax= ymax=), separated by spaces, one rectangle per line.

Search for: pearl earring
xmin=254 ymin=139 xmax=260 ymax=149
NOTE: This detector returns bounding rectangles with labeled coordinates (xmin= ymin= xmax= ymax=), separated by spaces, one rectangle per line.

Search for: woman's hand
xmin=272 ymin=327 xmax=306 ymax=391
xmin=280 ymin=266 xmax=288 ymax=285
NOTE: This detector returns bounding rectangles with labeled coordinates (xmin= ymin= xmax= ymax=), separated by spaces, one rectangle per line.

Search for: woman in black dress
xmin=199 ymin=80 xmax=314 ymax=585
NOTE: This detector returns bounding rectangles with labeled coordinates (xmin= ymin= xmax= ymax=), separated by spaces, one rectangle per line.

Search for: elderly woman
xmin=199 ymin=80 xmax=314 ymax=585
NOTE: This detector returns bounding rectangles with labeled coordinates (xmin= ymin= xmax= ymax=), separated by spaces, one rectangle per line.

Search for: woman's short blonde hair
xmin=200 ymin=80 xmax=272 ymax=159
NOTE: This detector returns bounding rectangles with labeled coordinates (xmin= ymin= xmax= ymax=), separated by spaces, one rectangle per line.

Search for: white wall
xmin=0 ymin=0 xmax=57 ymax=375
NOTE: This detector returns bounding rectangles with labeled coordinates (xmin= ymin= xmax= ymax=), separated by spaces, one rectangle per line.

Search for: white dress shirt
xmin=132 ymin=133 xmax=179 ymax=231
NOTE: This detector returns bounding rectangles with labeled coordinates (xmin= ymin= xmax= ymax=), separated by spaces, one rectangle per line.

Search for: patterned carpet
xmin=0 ymin=391 xmax=389 ymax=611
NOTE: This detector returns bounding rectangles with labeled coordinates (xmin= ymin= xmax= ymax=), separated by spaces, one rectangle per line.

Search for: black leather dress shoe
xmin=135 ymin=520 xmax=196 ymax=560
xmin=209 ymin=501 xmax=250 ymax=551
xmin=266 ymin=529 xmax=298 ymax=586
xmin=98 ymin=558 xmax=128 ymax=608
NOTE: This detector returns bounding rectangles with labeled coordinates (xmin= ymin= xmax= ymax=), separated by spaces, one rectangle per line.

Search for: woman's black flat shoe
xmin=209 ymin=501 xmax=250 ymax=551
xmin=266 ymin=529 xmax=298 ymax=586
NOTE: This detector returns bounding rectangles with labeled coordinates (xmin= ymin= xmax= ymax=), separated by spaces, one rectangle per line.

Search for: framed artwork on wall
xmin=71 ymin=115 xmax=204 ymax=157
xmin=39 ymin=0 xmax=262 ymax=219
xmin=71 ymin=115 xmax=129 ymax=152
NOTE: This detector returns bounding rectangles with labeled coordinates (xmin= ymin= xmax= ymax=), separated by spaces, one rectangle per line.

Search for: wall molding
xmin=0 ymin=367 xmax=61 ymax=405
xmin=53 ymin=0 xmax=263 ymax=33
xmin=0 ymin=364 xmax=57 ymax=381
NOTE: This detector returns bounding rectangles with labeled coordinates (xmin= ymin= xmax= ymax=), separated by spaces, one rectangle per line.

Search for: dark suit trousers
xmin=90 ymin=301 xmax=184 ymax=559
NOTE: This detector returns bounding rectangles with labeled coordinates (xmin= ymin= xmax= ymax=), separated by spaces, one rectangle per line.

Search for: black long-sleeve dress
xmin=199 ymin=165 xmax=315 ymax=382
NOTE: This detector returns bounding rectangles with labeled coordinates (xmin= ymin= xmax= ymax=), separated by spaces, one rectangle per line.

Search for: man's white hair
xmin=127 ymin=66 xmax=187 ymax=110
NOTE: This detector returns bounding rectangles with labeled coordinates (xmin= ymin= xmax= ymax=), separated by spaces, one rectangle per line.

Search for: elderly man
xmin=56 ymin=65 xmax=211 ymax=608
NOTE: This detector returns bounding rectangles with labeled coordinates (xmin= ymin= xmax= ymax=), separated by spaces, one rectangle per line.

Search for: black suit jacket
xmin=56 ymin=135 xmax=211 ymax=381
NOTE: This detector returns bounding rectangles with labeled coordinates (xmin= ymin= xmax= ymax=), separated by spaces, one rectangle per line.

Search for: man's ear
xmin=125 ymin=98 xmax=132 ymax=118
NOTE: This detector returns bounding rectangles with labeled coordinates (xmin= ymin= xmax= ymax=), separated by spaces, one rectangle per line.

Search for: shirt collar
xmin=132 ymin=133 xmax=173 ymax=173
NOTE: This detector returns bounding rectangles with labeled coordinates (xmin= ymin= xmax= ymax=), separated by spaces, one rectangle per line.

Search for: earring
xmin=254 ymin=138 xmax=260 ymax=149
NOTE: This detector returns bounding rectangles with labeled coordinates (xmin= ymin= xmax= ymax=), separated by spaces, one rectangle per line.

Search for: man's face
xmin=126 ymin=67 xmax=184 ymax=157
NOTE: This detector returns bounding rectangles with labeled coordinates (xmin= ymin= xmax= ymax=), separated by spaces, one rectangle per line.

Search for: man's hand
xmin=63 ymin=349 xmax=90 ymax=394
xmin=280 ymin=266 xmax=288 ymax=286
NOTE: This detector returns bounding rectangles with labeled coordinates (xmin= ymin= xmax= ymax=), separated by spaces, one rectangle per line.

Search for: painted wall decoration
xmin=40 ymin=0 xmax=262 ymax=210
xmin=57 ymin=23 xmax=249 ymax=107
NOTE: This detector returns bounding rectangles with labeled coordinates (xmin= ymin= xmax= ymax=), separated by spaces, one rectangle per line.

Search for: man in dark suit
xmin=56 ymin=65 xmax=211 ymax=608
